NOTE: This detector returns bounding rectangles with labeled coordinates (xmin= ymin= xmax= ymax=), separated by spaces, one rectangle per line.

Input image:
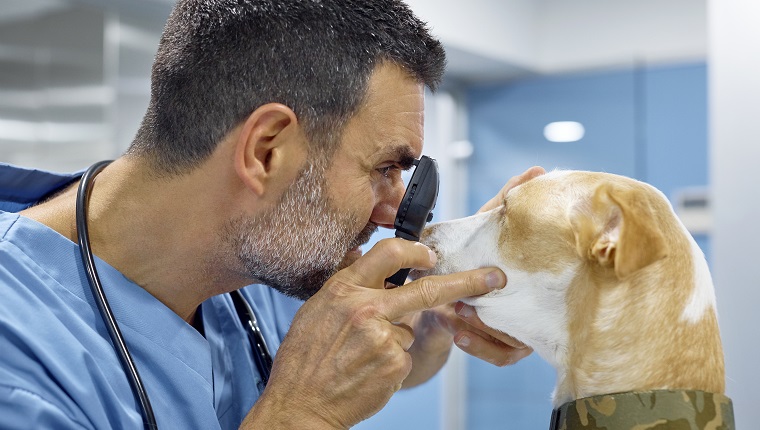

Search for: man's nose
xmin=369 ymin=181 xmax=406 ymax=229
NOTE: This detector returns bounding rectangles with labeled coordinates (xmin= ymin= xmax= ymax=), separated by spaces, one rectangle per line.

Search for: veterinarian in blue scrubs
xmin=0 ymin=1 xmax=538 ymax=428
xmin=0 ymin=165 xmax=302 ymax=428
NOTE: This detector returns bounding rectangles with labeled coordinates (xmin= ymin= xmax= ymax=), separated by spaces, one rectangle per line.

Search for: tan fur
xmin=498 ymin=177 xmax=582 ymax=275
xmin=566 ymin=175 xmax=723 ymax=400
xmin=527 ymin=173 xmax=723 ymax=399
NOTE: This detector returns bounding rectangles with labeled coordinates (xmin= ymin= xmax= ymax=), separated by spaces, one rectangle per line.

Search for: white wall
xmin=405 ymin=0 xmax=706 ymax=81
xmin=536 ymin=0 xmax=706 ymax=72
xmin=404 ymin=0 xmax=538 ymax=69
xmin=708 ymin=0 xmax=760 ymax=428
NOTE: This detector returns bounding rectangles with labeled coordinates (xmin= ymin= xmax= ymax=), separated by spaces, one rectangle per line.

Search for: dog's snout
xmin=419 ymin=224 xmax=435 ymax=241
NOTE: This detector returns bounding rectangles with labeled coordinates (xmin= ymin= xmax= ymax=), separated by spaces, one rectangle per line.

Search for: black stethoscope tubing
xmin=76 ymin=160 xmax=158 ymax=430
xmin=76 ymin=160 xmax=273 ymax=430
xmin=230 ymin=289 xmax=273 ymax=389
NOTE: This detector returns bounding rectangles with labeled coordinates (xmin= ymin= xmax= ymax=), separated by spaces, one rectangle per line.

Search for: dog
xmin=412 ymin=170 xmax=735 ymax=429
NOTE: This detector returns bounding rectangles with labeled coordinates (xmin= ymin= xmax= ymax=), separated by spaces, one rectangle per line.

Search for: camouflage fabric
xmin=549 ymin=390 xmax=735 ymax=430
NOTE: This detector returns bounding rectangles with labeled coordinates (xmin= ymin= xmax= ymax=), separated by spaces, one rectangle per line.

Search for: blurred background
xmin=1 ymin=0 xmax=757 ymax=429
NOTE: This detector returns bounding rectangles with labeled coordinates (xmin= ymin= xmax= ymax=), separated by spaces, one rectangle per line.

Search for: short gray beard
xmin=226 ymin=161 xmax=370 ymax=300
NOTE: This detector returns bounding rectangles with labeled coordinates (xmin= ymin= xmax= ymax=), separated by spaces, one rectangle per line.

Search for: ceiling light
xmin=543 ymin=121 xmax=585 ymax=143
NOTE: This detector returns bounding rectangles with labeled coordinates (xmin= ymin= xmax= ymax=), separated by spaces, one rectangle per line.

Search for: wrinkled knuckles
xmin=396 ymin=350 xmax=413 ymax=371
xmin=413 ymin=278 xmax=443 ymax=310
xmin=349 ymin=303 xmax=383 ymax=327
xmin=463 ymin=273 xmax=487 ymax=297
xmin=371 ymin=326 xmax=395 ymax=349
xmin=390 ymin=351 xmax=413 ymax=378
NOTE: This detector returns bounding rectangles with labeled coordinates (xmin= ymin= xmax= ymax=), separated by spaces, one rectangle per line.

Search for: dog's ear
xmin=570 ymin=182 xmax=668 ymax=279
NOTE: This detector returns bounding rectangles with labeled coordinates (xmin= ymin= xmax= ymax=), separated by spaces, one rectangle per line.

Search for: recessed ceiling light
xmin=543 ymin=121 xmax=585 ymax=143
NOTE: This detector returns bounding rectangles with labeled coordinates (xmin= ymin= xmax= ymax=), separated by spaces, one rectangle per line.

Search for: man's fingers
xmin=477 ymin=166 xmax=546 ymax=214
xmin=391 ymin=322 xmax=415 ymax=351
xmin=345 ymin=239 xmax=437 ymax=288
xmin=379 ymin=269 xmax=506 ymax=321
xmin=453 ymin=330 xmax=533 ymax=367
xmin=454 ymin=302 xmax=527 ymax=349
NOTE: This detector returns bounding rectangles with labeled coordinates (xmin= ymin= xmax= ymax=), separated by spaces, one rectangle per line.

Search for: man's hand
xmin=401 ymin=299 xmax=532 ymax=379
xmin=241 ymin=239 xmax=505 ymax=429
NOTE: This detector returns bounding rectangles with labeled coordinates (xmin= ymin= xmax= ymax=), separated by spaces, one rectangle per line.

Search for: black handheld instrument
xmin=385 ymin=155 xmax=439 ymax=286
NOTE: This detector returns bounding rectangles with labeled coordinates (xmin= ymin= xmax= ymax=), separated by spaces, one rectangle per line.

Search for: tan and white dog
xmin=413 ymin=170 xmax=734 ymax=428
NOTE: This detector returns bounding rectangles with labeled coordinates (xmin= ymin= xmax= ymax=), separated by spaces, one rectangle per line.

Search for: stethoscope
xmin=76 ymin=160 xmax=273 ymax=430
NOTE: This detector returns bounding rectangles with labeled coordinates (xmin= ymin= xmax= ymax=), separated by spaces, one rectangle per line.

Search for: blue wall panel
xmin=467 ymin=70 xmax=638 ymax=213
xmin=643 ymin=63 xmax=708 ymax=196
xmin=354 ymin=375 xmax=442 ymax=430
xmin=467 ymin=354 xmax=556 ymax=430
xmin=643 ymin=63 xmax=710 ymax=260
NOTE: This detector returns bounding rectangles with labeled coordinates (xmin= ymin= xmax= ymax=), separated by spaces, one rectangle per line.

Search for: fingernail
xmin=486 ymin=270 xmax=504 ymax=290
xmin=456 ymin=335 xmax=470 ymax=348
xmin=415 ymin=243 xmax=437 ymax=265
xmin=456 ymin=304 xmax=474 ymax=318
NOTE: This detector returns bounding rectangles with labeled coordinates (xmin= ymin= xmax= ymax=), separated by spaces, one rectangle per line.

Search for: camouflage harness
xmin=548 ymin=390 xmax=735 ymax=430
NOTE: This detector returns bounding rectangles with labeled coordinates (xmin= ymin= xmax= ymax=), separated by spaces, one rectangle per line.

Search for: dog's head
xmin=411 ymin=170 xmax=718 ymax=372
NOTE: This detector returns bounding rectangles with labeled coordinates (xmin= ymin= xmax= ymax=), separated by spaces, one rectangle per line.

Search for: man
xmin=0 ymin=0 xmax=542 ymax=428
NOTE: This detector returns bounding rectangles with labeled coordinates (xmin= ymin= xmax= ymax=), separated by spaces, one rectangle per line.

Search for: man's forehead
xmin=338 ymin=62 xmax=425 ymax=164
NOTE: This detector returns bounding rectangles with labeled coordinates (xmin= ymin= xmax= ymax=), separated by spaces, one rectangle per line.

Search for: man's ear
xmin=570 ymin=182 xmax=668 ymax=279
xmin=233 ymin=103 xmax=306 ymax=196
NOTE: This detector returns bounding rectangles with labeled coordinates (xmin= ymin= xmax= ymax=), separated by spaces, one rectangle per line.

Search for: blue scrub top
xmin=0 ymin=163 xmax=304 ymax=429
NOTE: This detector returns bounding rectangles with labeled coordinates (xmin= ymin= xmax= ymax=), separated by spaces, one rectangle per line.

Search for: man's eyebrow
xmin=380 ymin=144 xmax=417 ymax=170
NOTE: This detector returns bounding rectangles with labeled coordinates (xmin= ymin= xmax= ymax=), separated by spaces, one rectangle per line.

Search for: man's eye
xmin=377 ymin=165 xmax=398 ymax=177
